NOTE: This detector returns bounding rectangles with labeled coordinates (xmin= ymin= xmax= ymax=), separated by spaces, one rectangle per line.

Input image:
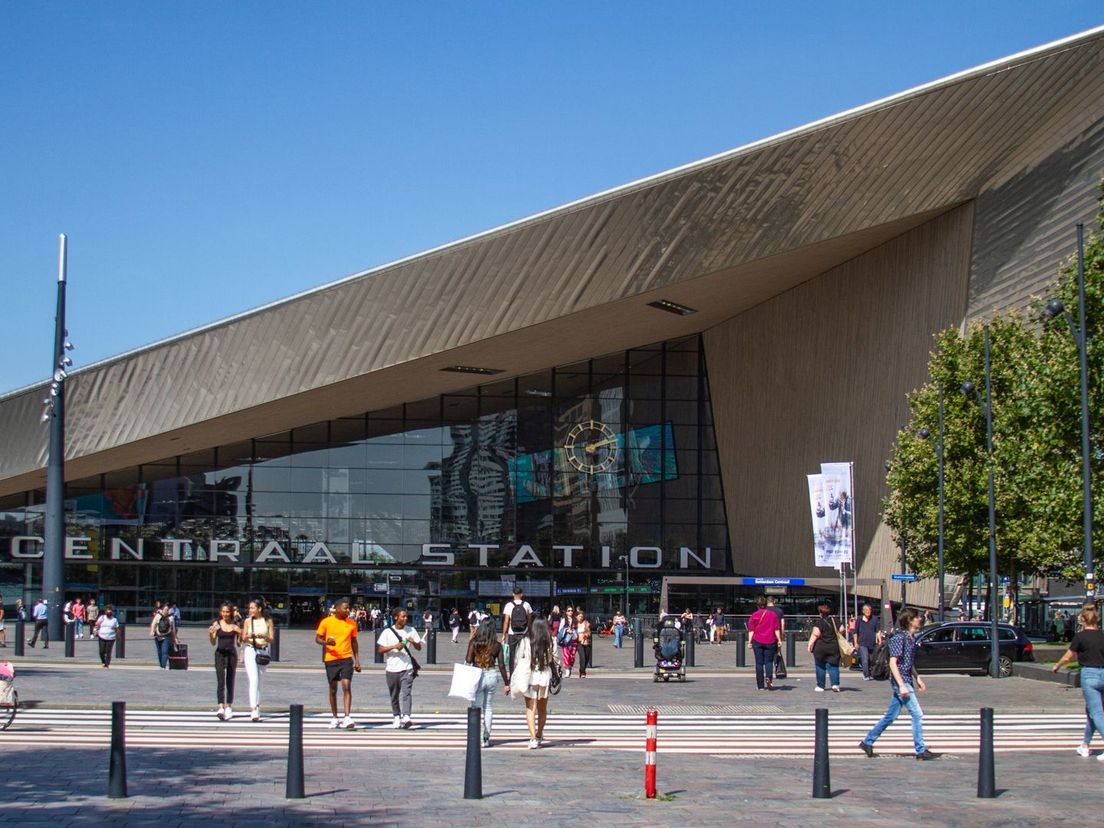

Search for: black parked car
xmin=913 ymin=622 xmax=1034 ymax=678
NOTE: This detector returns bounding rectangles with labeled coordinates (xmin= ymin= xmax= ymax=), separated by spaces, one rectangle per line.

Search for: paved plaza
xmin=0 ymin=630 xmax=1098 ymax=825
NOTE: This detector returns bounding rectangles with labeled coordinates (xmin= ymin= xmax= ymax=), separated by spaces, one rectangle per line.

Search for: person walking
xmin=86 ymin=599 xmax=99 ymax=638
xmin=712 ymin=607 xmax=726 ymax=645
xmin=502 ymin=587 xmax=533 ymax=673
xmin=449 ymin=608 xmax=462 ymax=644
xmin=315 ymin=597 xmax=362 ymax=729
xmin=510 ymin=619 xmax=554 ymax=749
xmin=208 ymin=602 xmax=241 ymax=720
xmin=853 ymin=604 xmax=883 ymax=681
xmin=806 ymin=600 xmax=843 ymax=692
xmin=611 ymin=609 xmax=627 ymax=649
xmin=558 ymin=607 xmax=578 ymax=677
xmin=576 ymin=609 xmax=593 ymax=678
xmin=71 ymin=598 xmax=86 ymax=639
xmin=241 ymin=597 xmax=273 ymax=721
xmin=150 ymin=601 xmax=176 ymax=669
xmin=93 ymin=605 xmax=119 ymax=668
xmin=747 ymin=595 xmax=783 ymax=690
xmin=1052 ymin=605 xmax=1104 ymax=759
xmin=860 ymin=608 xmax=939 ymax=760
xmin=466 ymin=618 xmax=511 ymax=747
xmin=28 ymin=598 xmax=49 ymax=648
xmin=377 ymin=608 xmax=422 ymax=729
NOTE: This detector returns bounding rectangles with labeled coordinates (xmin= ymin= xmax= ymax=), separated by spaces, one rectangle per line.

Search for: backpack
xmin=869 ymin=633 xmax=894 ymax=681
xmin=508 ymin=601 xmax=529 ymax=634
xmin=156 ymin=613 xmax=173 ymax=637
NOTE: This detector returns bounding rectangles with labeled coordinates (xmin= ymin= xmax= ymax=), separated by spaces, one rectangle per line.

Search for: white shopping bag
xmin=448 ymin=662 xmax=483 ymax=702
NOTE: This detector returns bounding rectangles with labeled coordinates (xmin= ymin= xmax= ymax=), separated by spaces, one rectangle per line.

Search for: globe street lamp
xmin=918 ymin=382 xmax=946 ymax=623
xmin=1044 ymin=223 xmax=1094 ymax=601
xmin=960 ymin=324 xmax=1001 ymax=678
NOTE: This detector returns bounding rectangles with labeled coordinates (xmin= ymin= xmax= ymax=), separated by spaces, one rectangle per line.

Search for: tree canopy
xmin=883 ymin=185 xmax=1104 ymax=581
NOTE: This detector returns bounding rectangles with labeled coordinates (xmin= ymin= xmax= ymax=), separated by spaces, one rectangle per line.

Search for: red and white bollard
xmin=645 ymin=708 xmax=658 ymax=799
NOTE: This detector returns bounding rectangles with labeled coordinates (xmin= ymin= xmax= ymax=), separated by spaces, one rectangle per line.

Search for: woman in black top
xmin=1052 ymin=605 xmax=1104 ymax=758
xmin=208 ymin=602 xmax=241 ymax=720
xmin=806 ymin=600 xmax=843 ymax=692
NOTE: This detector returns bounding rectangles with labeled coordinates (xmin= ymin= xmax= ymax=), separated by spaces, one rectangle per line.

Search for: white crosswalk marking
xmin=0 ymin=709 xmax=1087 ymax=755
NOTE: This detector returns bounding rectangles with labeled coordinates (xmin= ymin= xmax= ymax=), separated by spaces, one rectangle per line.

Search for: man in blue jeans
xmin=859 ymin=608 xmax=939 ymax=760
xmin=149 ymin=602 xmax=176 ymax=669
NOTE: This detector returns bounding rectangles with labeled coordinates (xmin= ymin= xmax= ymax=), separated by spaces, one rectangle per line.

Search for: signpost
xmin=891 ymin=574 xmax=919 ymax=582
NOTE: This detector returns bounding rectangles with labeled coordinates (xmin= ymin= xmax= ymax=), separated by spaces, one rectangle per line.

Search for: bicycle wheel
xmin=0 ymin=690 xmax=16 ymax=730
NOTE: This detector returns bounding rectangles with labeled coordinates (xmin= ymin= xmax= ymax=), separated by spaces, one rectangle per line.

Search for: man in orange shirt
xmin=315 ymin=597 xmax=362 ymax=729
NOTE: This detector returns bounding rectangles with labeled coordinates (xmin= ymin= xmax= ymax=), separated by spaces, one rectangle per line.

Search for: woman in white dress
xmin=510 ymin=619 xmax=554 ymax=749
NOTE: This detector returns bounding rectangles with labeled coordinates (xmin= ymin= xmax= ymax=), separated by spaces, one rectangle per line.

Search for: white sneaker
xmin=341 ymin=716 xmax=356 ymax=730
xmin=528 ymin=738 xmax=539 ymax=750
xmin=1097 ymin=752 xmax=1104 ymax=762
xmin=328 ymin=717 xmax=341 ymax=729
xmin=391 ymin=715 xmax=401 ymax=729
xmin=400 ymin=716 xmax=413 ymax=729
xmin=814 ymin=686 xmax=825 ymax=692
xmin=224 ymin=707 xmax=233 ymax=720
xmin=1077 ymin=744 xmax=1091 ymax=757
xmin=216 ymin=708 xmax=225 ymax=720
xmin=251 ymin=708 xmax=261 ymax=722
xmin=831 ymin=686 xmax=841 ymax=693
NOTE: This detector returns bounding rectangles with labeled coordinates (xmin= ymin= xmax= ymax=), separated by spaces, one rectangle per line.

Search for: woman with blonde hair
xmin=1053 ymin=604 xmax=1104 ymax=758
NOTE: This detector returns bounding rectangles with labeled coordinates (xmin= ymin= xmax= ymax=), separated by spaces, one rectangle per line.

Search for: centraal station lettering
xmin=6 ymin=536 xmax=715 ymax=570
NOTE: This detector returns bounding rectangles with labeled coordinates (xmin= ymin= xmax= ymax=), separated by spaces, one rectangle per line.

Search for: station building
xmin=2 ymin=30 xmax=1103 ymax=623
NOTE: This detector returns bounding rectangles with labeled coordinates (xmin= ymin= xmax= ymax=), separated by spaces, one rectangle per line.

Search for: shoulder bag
xmin=249 ymin=618 xmax=272 ymax=666
xmin=390 ymin=626 xmax=421 ymax=679
xmin=832 ymin=616 xmax=854 ymax=657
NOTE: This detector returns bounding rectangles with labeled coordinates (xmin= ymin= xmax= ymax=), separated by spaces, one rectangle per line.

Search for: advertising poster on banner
xmin=820 ymin=462 xmax=854 ymax=567
xmin=807 ymin=474 xmax=833 ymax=567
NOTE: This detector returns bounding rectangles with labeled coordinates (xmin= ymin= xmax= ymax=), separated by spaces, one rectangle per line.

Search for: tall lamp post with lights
xmin=1044 ymin=223 xmax=1095 ymax=602
xmin=918 ymin=382 xmax=946 ymax=623
xmin=960 ymin=324 xmax=1001 ymax=678
xmin=40 ymin=235 xmax=74 ymax=643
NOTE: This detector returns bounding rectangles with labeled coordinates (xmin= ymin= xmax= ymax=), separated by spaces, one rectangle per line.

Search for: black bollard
xmin=116 ymin=623 xmax=126 ymax=659
xmin=14 ymin=619 xmax=24 ymax=656
xmin=785 ymin=630 xmax=797 ymax=667
xmin=427 ymin=628 xmax=437 ymax=665
xmin=374 ymin=629 xmax=384 ymax=664
xmin=633 ymin=619 xmax=644 ymax=668
xmin=812 ymin=707 xmax=831 ymax=799
xmin=977 ymin=707 xmax=996 ymax=798
xmin=108 ymin=701 xmax=128 ymax=799
xmin=735 ymin=630 xmax=747 ymax=667
xmin=65 ymin=620 xmax=76 ymax=658
xmin=685 ymin=625 xmax=695 ymax=667
xmin=463 ymin=706 xmax=483 ymax=799
xmin=271 ymin=625 xmax=281 ymax=662
xmin=286 ymin=704 xmax=305 ymax=799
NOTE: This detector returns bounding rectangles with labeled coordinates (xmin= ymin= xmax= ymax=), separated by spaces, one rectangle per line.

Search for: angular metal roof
xmin=2 ymin=26 xmax=1103 ymax=494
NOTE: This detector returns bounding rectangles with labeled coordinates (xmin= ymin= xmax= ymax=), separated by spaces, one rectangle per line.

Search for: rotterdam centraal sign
xmin=4 ymin=536 xmax=717 ymax=569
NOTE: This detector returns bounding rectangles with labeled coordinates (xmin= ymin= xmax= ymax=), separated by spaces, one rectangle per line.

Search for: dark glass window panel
xmin=700 ymin=498 xmax=728 ymax=525
xmin=404 ymin=443 xmax=444 ymax=470
xmin=404 ymin=426 xmax=448 ymax=444
xmin=360 ymin=517 xmax=403 ymax=546
xmin=401 ymin=494 xmax=433 ymax=522
xmin=103 ymin=468 xmax=140 ymax=489
xmin=290 ymin=444 xmax=331 ymax=468
xmin=443 ymin=395 xmax=479 ymax=424
xmin=250 ymin=568 xmax=289 ymax=594
xmin=251 ymin=491 xmax=291 ymax=517
xmin=364 ymin=443 xmax=404 ymax=468
xmin=180 ymin=448 xmax=217 ymax=467
xmin=176 ymin=567 xmax=212 ymax=594
xmin=330 ymin=417 xmax=367 ymax=444
xmin=518 ymin=368 xmax=553 ymax=397
xmin=402 ymin=520 xmax=432 ymax=545
xmin=289 ymin=467 xmax=324 ymax=493
xmin=700 ymin=451 xmax=721 ymax=476
xmin=366 ymin=419 xmax=404 ymax=443
xmin=626 ymin=523 xmax=663 ymax=546
xmin=405 ymin=397 xmax=441 ymax=422
xmin=100 ymin=564 xmax=139 ymax=587
xmin=665 ymin=349 xmax=699 ymax=376
xmin=213 ymin=567 xmax=250 ymax=594
xmin=699 ymin=474 xmax=724 ymax=500
xmin=363 ymin=469 xmax=405 ymax=494
xmin=663 ymin=499 xmax=702 ymax=524
xmin=293 ymin=422 xmax=329 ymax=444
xmin=217 ymin=441 xmax=256 ymax=468
xmin=403 ymin=468 xmax=439 ymax=496
xmin=478 ymin=395 xmax=517 ymax=418
xmin=628 ymin=350 xmax=664 ymax=375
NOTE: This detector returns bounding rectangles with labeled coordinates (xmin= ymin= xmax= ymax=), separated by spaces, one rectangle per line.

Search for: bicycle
xmin=0 ymin=661 xmax=17 ymax=730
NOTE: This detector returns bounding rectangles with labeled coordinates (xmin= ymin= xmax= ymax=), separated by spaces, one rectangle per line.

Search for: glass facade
xmin=0 ymin=335 xmax=729 ymax=624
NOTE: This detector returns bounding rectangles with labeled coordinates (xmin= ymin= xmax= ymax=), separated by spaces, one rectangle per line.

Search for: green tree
xmin=884 ymin=182 xmax=1104 ymax=582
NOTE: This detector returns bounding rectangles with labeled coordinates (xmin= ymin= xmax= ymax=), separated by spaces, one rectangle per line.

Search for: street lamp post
xmin=618 ymin=554 xmax=630 ymax=617
xmin=961 ymin=324 xmax=1001 ymax=679
xmin=919 ymin=383 xmax=946 ymax=622
xmin=42 ymin=235 xmax=72 ymax=643
xmin=1045 ymin=223 xmax=1094 ymax=601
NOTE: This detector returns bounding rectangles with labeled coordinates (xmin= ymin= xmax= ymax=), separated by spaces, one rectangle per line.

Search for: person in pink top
xmin=747 ymin=595 xmax=783 ymax=690
xmin=71 ymin=598 xmax=86 ymax=639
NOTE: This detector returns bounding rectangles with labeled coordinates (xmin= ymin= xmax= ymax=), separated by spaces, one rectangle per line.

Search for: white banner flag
xmin=807 ymin=474 xmax=832 ymax=567
xmin=820 ymin=461 xmax=854 ymax=567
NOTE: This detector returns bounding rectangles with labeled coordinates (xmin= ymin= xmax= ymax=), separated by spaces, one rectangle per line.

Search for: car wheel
xmin=998 ymin=655 xmax=1013 ymax=678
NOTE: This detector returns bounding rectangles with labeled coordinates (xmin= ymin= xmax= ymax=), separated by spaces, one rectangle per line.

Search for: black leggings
xmin=578 ymin=643 xmax=592 ymax=676
xmin=215 ymin=648 xmax=237 ymax=705
xmin=98 ymin=637 xmax=114 ymax=667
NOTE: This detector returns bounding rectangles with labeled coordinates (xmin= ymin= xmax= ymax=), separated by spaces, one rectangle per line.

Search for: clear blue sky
xmin=2 ymin=3 xmax=1101 ymax=394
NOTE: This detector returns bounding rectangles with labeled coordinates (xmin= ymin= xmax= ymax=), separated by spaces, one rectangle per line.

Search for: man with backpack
xmin=859 ymin=608 xmax=939 ymax=760
xmin=149 ymin=601 xmax=176 ymax=669
xmin=502 ymin=586 xmax=533 ymax=673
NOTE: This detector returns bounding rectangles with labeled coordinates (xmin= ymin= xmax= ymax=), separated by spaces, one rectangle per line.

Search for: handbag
xmin=249 ymin=619 xmax=271 ymax=665
xmin=832 ymin=617 xmax=854 ymax=657
xmin=448 ymin=662 xmax=483 ymax=701
xmin=549 ymin=659 xmax=562 ymax=695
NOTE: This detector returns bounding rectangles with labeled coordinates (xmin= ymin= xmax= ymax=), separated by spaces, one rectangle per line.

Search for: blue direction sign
xmin=741 ymin=577 xmax=806 ymax=587
xmin=891 ymin=573 xmax=919 ymax=582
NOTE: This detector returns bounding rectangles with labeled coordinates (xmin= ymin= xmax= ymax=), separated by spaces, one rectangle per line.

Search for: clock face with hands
xmin=564 ymin=419 xmax=619 ymax=474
